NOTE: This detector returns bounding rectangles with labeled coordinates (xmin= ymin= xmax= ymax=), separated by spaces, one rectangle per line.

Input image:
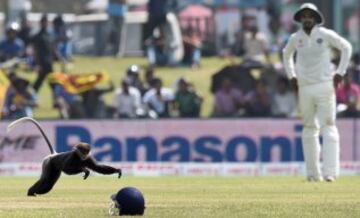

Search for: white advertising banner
xmin=1 ymin=162 xmax=360 ymax=176
xmin=0 ymin=119 xmax=358 ymax=163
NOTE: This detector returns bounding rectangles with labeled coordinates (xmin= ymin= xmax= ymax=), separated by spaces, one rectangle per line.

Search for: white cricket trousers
xmin=299 ymin=81 xmax=339 ymax=178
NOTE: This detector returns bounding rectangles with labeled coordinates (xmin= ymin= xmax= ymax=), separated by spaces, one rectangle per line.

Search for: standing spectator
xmin=244 ymin=80 xmax=272 ymax=117
xmin=18 ymin=15 xmax=32 ymax=48
xmin=0 ymin=23 xmax=24 ymax=61
xmin=107 ymin=0 xmax=127 ymax=56
xmin=53 ymin=14 xmax=66 ymax=40
xmin=143 ymin=78 xmax=174 ymax=118
xmin=18 ymin=15 xmax=34 ymax=68
xmin=145 ymin=0 xmax=178 ymax=40
xmin=31 ymin=14 xmax=54 ymax=92
xmin=271 ymin=76 xmax=297 ymax=117
xmin=53 ymin=15 xmax=73 ymax=70
xmin=213 ymin=78 xmax=244 ymax=117
xmin=112 ymin=78 xmax=141 ymax=118
xmin=336 ymin=72 xmax=360 ymax=117
xmin=56 ymin=30 xmax=73 ymax=64
xmin=82 ymin=82 xmax=114 ymax=118
xmin=174 ymin=77 xmax=202 ymax=118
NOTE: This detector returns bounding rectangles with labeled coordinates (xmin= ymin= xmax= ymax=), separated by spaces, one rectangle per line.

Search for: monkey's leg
xmin=28 ymin=158 xmax=61 ymax=196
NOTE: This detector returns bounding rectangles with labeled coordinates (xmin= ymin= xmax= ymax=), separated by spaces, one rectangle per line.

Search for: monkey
xmin=7 ymin=117 xmax=122 ymax=196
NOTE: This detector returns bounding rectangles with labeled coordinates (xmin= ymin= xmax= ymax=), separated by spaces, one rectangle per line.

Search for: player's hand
xmin=118 ymin=169 xmax=122 ymax=179
xmin=290 ymin=78 xmax=298 ymax=93
xmin=83 ymin=170 xmax=90 ymax=180
xmin=333 ymin=74 xmax=343 ymax=89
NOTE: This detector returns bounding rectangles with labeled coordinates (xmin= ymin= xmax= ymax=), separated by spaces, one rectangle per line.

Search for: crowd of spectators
xmin=0 ymin=12 xmax=73 ymax=119
xmin=1 ymin=1 xmax=360 ymax=119
xmin=111 ymin=65 xmax=202 ymax=119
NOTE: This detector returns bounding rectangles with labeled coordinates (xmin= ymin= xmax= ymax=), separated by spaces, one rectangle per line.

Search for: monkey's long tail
xmin=7 ymin=117 xmax=56 ymax=154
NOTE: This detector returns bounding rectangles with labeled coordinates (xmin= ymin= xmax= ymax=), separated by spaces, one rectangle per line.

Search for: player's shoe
xmin=307 ymin=176 xmax=323 ymax=182
xmin=324 ymin=176 xmax=336 ymax=182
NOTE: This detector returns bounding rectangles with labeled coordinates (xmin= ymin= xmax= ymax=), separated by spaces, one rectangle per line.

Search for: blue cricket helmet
xmin=109 ymin=187 xmax=145 ymax=216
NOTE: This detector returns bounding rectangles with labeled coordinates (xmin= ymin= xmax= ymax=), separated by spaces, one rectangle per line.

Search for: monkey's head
xmin=75 ymin=142 xmax=91 ymax=160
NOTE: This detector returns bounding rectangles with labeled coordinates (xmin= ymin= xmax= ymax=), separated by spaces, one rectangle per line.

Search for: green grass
xmin=18 ymin=56 xmax=234 ymax=119
xmin=0 ymin=176 xmax=359 ymax=217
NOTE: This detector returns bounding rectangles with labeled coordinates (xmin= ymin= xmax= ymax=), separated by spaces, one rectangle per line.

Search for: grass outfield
xmin=0 ymin=176 xmax=359 ymax=217
xmin=18 ymin=56 xmax=234 ymax=119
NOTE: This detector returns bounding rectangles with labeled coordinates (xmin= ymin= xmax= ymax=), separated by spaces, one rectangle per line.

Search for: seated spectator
xmin=232 ymin=14 xmax=257 ymax=56
xmin=146 ymin=18 xmax=183 ymax=67
xmin=112 ymin=78 xmax=142 ymax=118
xmin=336 ymin=72 xmax=360 ymax=117
xmin=0 ymin=23 xmax=25 ymax=61
xmin=174 ymin=77 xmax=202 ymax=118
xmin=213 ymin=78 xmax=244 ymax=117
xmin=2 ymin=73 xmax=37 ymax=119
xmin=142 ymin=67 xmax=156 ymax=95
xmin=271 ymin=76 xmax=297 ymax=117
xmin=244 ymin=79 xmax=272 ymax=117
xmin=82 ymin=81 xmax=114 ymax=118
xmin=145 ymin=28 xmax=168 ymax=67
xmin=182 ymin=27 xmax=202 ymax=69
xmin=241 ymin=26 xmax=270 ymax=64
xmin=143 ymin=78 xmax=175 ymax=118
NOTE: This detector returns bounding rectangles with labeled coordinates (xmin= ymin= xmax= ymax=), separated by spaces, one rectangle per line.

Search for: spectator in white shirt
xmin=243 ymin=26 xmax=271 ymax=63
xmin=112 ymin=78 xmax=141 ymax=118
xmin=143 ymin=78 xmax=174 ymax=118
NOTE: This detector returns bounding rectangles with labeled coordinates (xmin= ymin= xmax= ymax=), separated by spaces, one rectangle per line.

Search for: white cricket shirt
xmin=283 ymin=26 xmax=352 ymax=87
xmin=143 ymin=87 xmax=175 ymax=114
xmin=113 ymin=87 xmax=141 ymax=118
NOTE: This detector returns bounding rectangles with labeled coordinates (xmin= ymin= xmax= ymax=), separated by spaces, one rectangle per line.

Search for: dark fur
xmin=28 ymin=142 xmax=121 ymax=196
xmin=7 ymin=117 xmax=121 ymax=197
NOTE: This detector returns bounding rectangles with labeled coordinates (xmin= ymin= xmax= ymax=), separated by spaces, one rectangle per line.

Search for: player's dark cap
xmin=294 ymin=3 xmax=324 ymax=25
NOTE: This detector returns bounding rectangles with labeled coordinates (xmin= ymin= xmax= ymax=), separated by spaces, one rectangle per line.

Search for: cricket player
xmin=283 ymin=3 xmax=352 ymax=182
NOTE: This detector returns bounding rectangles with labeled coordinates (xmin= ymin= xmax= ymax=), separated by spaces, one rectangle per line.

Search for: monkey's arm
xmin=84 ymin=157 xmax=121 ymax=178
